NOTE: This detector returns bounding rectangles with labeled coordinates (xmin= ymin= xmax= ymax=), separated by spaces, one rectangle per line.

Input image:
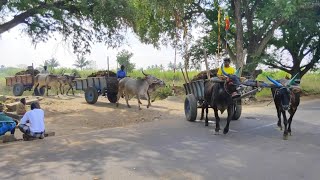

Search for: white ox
xmin=116 ymin=71 xmax=165 ymax=110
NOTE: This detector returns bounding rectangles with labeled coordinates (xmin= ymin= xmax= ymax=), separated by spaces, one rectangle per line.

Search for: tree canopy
xmin=73 ymin=56 xmax=90 ymax=70
xmin=0 ymin=0 xmax=135 ymax=55
xmin=263 ymin=4 xmax=320 ymax=78
xmin=116 ymin=49 xmax=135 ymax=72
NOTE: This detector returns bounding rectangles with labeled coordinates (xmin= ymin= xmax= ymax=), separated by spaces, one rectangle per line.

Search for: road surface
xmin=0 ymin=99 xmax=319 ymax=180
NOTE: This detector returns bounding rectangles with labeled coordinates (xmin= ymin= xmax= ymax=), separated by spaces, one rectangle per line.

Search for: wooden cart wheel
xmin=85 ymin=87 xmax=99 ymax=104
xmin=232 ymin=100 xmax=242 ymax=120
xmin=13 ymin=83 xmax=24 ymax=96
xmin=184 ymin=94 xmax=197 ymax=122
xmin=107 ymin=92 xmax=118 ymax=103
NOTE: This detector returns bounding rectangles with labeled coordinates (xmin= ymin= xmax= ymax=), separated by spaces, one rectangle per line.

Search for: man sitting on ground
xmin=0 ymin=103 xmax=17 ymax=137
xmin=19 ymin=102 xmax=45 ymax=140
xmin=16 ymin=98 xmax=27 ymax=115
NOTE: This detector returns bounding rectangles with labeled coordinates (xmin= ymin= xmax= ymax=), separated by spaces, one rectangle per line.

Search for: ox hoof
xmin=205 ymin=123 xmax=209 ymax=126
xmin=127 ymin=105 xmax=131 ymax=108
xmin=288 ymin=132 xmax=292 ymax=136
xmin=283 ymin=135 xmax=288 ymax=140
xmin=223 ymin=128 xmax=229 ymax=134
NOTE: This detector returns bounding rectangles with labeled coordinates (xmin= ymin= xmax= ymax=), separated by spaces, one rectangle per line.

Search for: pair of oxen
xmin=33 ymin=73 xmax=78 ymax=96
xmin=202 ymin=64 xmax=301 ymax=140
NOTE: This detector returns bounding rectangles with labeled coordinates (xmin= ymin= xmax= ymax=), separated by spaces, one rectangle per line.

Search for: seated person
xmin=213 ymin=58 xmax=239 ymax=98
xmin=0 ymin=103 xmax=17 ymax=136
xmin=216 ymin=58 xmax=236 ymax=78
xmin=19 ymin=102 xmax=45 ymax=140
xmin=117 ymin=65 xmax=127 ymax=80
xmin=16 ymin=98 xmax=27 ymax=115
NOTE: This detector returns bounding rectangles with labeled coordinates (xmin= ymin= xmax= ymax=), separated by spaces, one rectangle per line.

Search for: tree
xmin=116 ymin=50 xmax=135 ymax=72
xmin=0 ymin=0 xmax=135 ymax=55
xmin=168 ymin=61 xmax=175 ymax=71
xmin=263 ymin=6 xmax=320 ymax=79
xmin=131 ymin=0 xmax=314 ymax=74
xmin=40 ymin=58 xmax=59 ymax=70
xmin=73 ymin=56 xmax=90 ymax=70
xmin=177 ymin=62 xmax=184 ymax=69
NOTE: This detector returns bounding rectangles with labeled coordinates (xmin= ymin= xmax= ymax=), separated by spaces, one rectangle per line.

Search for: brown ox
xmin=116 ymin=71 xmax=164 ymax=110
xmin=33 ymin=74 xmax=62 ymax=96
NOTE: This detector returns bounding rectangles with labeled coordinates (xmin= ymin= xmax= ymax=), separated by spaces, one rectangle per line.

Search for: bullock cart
xmin=74 ymin=76 xmax=118 ymax=104
xmin=183 ymin=79 xmax=265 ymax=122
xmin=4 ymin=66 xmax=45 ymax=96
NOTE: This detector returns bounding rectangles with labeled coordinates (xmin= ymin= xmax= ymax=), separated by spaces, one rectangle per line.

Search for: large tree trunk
xmin=232 ymin=0 xmax=245 ymax=74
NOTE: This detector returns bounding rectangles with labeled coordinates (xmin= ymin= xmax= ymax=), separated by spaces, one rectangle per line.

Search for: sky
xmin=0 ymin=25 xmax=183 ymax=70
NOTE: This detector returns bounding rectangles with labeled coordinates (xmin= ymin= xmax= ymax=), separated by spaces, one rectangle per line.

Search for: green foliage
xmin=116 ymin=50 xmax=135 ymax=73
xmin=128 ymin=69 xmax=198 ymax=86
xmin=0 ymin=0 xmax=136 ymax=55
xmin=73 ymin=56 xmax=90 ymax=70
xmin=263 ymin=2 xmax=320 ymax=78
xmin=42 ymin=58 xmax=60 ymax=70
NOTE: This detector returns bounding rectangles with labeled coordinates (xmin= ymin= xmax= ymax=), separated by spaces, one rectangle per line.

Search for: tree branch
xmin=263 ymin=61 xmax=291 ymax=74
xmin=0 ymin=0 xmax=76 ymax=35
xmin=0 ymin=9 xmax=37 ymax=34
xmin=254 ymin=18 xmax=286 ymax=57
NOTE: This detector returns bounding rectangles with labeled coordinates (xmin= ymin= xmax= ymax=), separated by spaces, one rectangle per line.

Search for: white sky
xmin=0 ymin=25 xmax=183 ymax=70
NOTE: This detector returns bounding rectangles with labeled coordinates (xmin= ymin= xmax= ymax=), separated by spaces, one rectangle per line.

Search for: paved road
xmin=1 ymin=99 xmax=320 ymax=180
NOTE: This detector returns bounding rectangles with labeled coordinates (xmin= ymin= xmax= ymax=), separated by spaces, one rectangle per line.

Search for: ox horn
xmin=287 ymin=73 xmax=299 ymax=86
xmin=142 ymin=70 xmax=148 ymax=76
xmin=221 ymin=63 xmax=230 ymax=77
xmin=267 ymin=76 xmax=283 ymax=87
xmin=235 ymin=67 xmax=241 ymax=77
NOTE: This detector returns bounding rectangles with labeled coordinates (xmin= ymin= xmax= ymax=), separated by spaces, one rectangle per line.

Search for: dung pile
xmin=191 ymin=69 xmax=218 ymax=81
xmin=15 ymin=69 xmax=40 ymax=76
xmin=87 ymin=70 xmax=117 ymax=77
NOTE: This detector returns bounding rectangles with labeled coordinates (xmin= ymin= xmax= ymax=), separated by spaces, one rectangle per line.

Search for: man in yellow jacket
xmin=217 ymin=58 xmax=236 ymax=77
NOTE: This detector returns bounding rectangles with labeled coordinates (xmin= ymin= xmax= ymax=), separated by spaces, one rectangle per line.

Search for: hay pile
xmin=15 ymin=69 xmax=40 ymax=76
xmin=191 ymin=69 xmax=218 ymax=81
xmin=87 ymin=70 xmax=117 ymax=77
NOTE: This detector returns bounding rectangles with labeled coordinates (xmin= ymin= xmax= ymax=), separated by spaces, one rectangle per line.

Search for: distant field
xmin=1 ymin=67 xmax=319 ymax=98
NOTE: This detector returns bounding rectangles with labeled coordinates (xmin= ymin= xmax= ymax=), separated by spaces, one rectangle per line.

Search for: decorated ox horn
xmin=267 ymin=76 xmax=283 ymax=87
xmin=235 ymin=67 xmax=241 ymax=77
xmin=221 ymin=63 xmax=230 ymax=77
xmin=142 ymin=70 xmax=148 ymax=76
xmin=286 ymin=73 xmax=299 ymax=86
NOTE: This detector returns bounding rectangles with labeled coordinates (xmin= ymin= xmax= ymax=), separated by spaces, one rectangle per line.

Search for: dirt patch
xmin=29 ymin=94 xmax=184 ymax=136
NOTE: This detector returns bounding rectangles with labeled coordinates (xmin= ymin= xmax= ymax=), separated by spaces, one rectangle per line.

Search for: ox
xmin=116 ymin=71 xmax=164 ymax=110
xmin=58 ymin=73 xmax=80 ymax=95
xmin=203 ymin=64 xmax=243 ymax=134
xmin=267 ymin=74 xmax=301 ymax=140
xmin=33 ymin=74 xmax=62 ymax=96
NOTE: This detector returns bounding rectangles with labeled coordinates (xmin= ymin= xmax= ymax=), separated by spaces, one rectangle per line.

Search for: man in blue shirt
xmin=117 ymin=65 xmax=126 ymax=79
xmin=0 ymin=103 xmax=16 ymax=136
